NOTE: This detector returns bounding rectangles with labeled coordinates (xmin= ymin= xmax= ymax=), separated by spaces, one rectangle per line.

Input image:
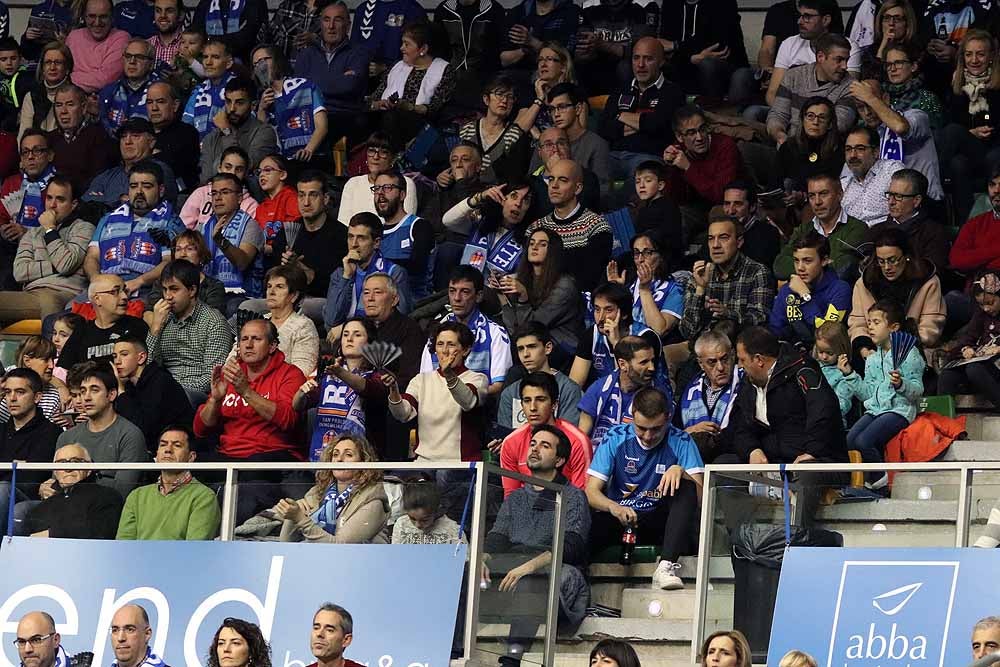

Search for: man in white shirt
xmin=840 ymin=126 xmax=905 ymax=226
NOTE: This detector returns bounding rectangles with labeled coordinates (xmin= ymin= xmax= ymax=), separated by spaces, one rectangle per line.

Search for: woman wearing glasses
xmin=18 ymin=41 xmax=73 ymax=139
xmin=336 ymin=132 xmax=417 ymax=226
xmin=528 ymin=42 xmax=575 ymax=138
xmin=847 ymin=228 xmax=945 ymax=362
xmin=857 ymin=0 xmax=916 ymax=84
xmin=606 ymin=231 xmax=684 ymax=338
xmin=773 ymin=97 xmax=845 ymax=206
xmin=457 ymin=74 xmax=537 ymax=182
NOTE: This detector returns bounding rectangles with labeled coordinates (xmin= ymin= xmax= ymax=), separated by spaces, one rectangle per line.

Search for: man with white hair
xmin=677 ymin=330 xmax=743 ymax=463
xmin=971 ymin=617 xmax=1000 ymax=666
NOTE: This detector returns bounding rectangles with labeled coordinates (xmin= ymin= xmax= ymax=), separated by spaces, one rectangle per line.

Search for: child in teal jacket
xmin=814 ymin=321 xmax=854 ymax=427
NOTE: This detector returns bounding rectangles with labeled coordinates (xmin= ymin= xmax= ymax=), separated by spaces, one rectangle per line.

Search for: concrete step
xmin=957 ymin=395 xmax=996 ymax=412
xmin=590 ymin=555 xmax=734 ymax=581
xmin=621 ymin=585 xmax=735 ymax=623
xmin=939 ymin=440 xmax=1000 ymax=462
xmin=891 ymin=470 xmax=1000 ymax=501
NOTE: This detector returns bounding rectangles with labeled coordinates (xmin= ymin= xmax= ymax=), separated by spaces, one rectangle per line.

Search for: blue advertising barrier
xmin=767 ymin=547 xmax=1000 ymax=667
xmin=0 ymin=537 xmax=467 ymax=667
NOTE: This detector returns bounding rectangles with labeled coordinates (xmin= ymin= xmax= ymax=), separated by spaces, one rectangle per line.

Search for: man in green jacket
xmin=116 ymin=425 xmax=220 ymax=540
xmin=773 ymin=172 xmax=869 ymax=282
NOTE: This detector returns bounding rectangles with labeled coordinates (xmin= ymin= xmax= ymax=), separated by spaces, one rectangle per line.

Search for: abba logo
xmin=826 ymin=562 xmax=960 ymax=667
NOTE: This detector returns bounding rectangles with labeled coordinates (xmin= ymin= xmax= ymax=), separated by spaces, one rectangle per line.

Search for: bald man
xmin=526 ymin=158 xmax=612 ymax=292
xmin=58 ymin=275 xmax=149 ymax=369
xmin=24 ymin=443 xmax=124 ymax=539
xmin=15 ymin=611 xmax=94 ymax=667
xmin=530 ymin=127 xmax=601 ymax=215
xmin=598 ymin=35 xmax=685 ymax=184
xmin=109 ymin=605 xmax=166 ymax=667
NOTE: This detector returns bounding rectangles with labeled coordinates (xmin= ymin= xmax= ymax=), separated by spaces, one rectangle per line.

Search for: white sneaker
xmin=652 ymin=560 xmax=684 ymax=590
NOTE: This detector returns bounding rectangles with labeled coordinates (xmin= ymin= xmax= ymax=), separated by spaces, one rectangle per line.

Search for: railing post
xmin=692 ymin=468 xmax=716 ymax=665
xmin=464 ymin=463 xmax=489 ymax=661
xmin=543 ymin=486 xmax=566 ymax=667
xmin=956 ymin=465 xmax=974 ymax=548
xmin=218 ymin=467 xmax=238 ymax=541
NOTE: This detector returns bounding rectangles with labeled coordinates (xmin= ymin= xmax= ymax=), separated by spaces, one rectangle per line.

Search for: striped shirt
xmin=459 ymin=118 xmax=524 ymax=171
xmin=0 ymin=383 xmax=63 ymax=423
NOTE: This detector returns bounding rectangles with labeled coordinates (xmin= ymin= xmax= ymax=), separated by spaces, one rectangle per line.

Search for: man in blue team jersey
xmin=586 ymin=387 xmax=703 ymax=591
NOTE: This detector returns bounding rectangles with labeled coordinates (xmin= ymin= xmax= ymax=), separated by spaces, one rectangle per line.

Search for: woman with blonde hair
xmin=779 ymin=650 xmax=818 ymax=667
xmin=940 ymin=29 xmax=1000 ymax=221
xmin=699 ymin=630 xmax=753 ymax=667
xmin=0 ymin=336 xmax=68 ymax=424
xmin=19 ymin=41 xmax=73 ymax=138
xmin=859 ymin=0 xmax=917 ymax=83
xmin=272 ymin=434 xmax=389 ymax=543
xmin=531 ymin=42 xmax=576 ymax=137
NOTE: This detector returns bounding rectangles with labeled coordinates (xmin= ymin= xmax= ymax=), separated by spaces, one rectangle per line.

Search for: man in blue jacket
xmin=769 ymin=231 xmax=852 ymax=347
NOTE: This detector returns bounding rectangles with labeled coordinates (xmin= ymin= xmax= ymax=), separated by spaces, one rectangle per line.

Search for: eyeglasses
xmin=252 ymin=56 xmax=272 ymax=68
xmin=882 ymin=14 xmax=907 ymax=23
xmin=490 ymin=91 xmax=515 ymax=101
xmin=845 ymin=144 xmax=874 ymax=153
xmin=632 ymin=249 xmax=659 ymax=258
xmin=797 ymin=12 xmax=820 ymax=20
xmin=678 ymin=124 xmax=710 ymax=139
xmin=42 ymin=59 xmax=66 ymax=67
xmin=884 ymin=191 xmax=918 ymax=202
xmin=258 ymin=166 xmax=284 ymax=175
xmin=804 ymin=112 xmax=830 ymax=123
xmin=369 ymin=184 xmax=401 ymax=193
xmin=367 ymin=147 xmax=393 ymax=158
xmin=123 ymin=53 xmax=152 ymax=62
xmin=174 ymin=244 xmax=197 ymax=253
xmin=211 ymin=188 xmax=238 ymax=197
xmin=876 ymin=255 xmax=905 ymax=267
xmin=885 ymin=58 xmax=912 ymax=70
xmin=20 ymin=147 xmax=49 ymax=157
xmin=13 ymin=635 xmax=54 ymax=649
xmin=546 ymin=102 xmax=575 ymax=113
xmin=94 ymin=285 xmax=126 ymax=297
xmin=539 ymin=139 xmax=569 ymax=150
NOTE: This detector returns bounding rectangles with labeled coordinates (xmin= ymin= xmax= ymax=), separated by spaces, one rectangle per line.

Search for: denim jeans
xmin=847 ymin=412 xmax=910 ymax=463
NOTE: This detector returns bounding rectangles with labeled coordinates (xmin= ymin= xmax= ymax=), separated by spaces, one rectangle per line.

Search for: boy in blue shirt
xmin=586 ymin=387 xmax=703 ymax=590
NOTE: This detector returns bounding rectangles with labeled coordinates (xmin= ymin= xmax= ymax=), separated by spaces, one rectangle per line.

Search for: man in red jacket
xmin=949 ymin=165 xmax=1000 ymax=325
xmin=662 ymin=104 xmax=743 ymax=240
xmin=194 ymin=317 xmax=306 ymax=521
xmin=498 ymin=372 xmax=591 ymax=497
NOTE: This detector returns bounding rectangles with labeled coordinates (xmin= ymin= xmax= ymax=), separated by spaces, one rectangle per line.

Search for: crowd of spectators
xmin=0 ymin=0 xmax=999 ymax=662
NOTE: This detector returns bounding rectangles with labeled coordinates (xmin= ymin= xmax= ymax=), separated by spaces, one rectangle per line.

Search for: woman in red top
xmin=255 ymin=154 xmax=300 ymax=255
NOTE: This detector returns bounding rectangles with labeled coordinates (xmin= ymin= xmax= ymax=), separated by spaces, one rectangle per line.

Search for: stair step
xmin=620 ymin=585 xmax=735 ymax=622
xmin=891 ymin=470 xmax=1000 ymax=501
xmin=940 ymin=441 xmax=1000 ymax=462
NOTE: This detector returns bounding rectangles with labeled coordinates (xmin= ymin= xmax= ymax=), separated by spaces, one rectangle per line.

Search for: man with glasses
xmin=765 ymin=0 xmax=861 ymax=108
xmin=66 ymin=0 xmax=130 ymax=93
xmin=84 ymin=160 xmax=184 ymax=298
xmin=598 ymin=36 xmax=684 ymax=183
xmin=98 ymin=39 xmax=157 ymax=137
xmin=773 ymin=172 xmax=867 ymax=281
xmin=199 ymin=77 xmax=278 ymax=184
xmin=720 ymin=179 xmax=783 ymax=270
xmin=202 ymin=171 xmax=265 ymax=313
xmin=587 ymin=387 xmax=703 ymax=590
xmin=372 ymin=171 xmax=434 ymax=300
xmin=529 ymin=127 xmax=600 ymax=217
xmin=58 ymin=275 xmax=150 ymax=369
xmin=0 ymin=130 xmax=57 ymax=288
xmin=180 ymin=146 xmax=258 ymax=229
xmin=677 ymin=330 xmax=743 ymax=463
xmin=539 ymin=83 xmax=609 ymax=197
xmin=24 ymin=442 xmax=126 ymax=538
xmin=851 ymin=69 xmax=944 ymax=203
xmin=766 ymin=33 xmax=856 ymax=146
xmin=14 ymin=613 xmax=92 ymax=667
xmin=869 ymin=169 xmax=950 ymax=274
xmin=840 ymin=126 xmax=905 ymax=226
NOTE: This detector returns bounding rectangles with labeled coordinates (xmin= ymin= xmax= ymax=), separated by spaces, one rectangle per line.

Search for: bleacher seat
xmin=920 ymin=395 xmax=957 ymax=419
xmin=0 ymin=320 xmax=41 ymax=336
xmin=592 ymin=544 xmax=661 ymax=564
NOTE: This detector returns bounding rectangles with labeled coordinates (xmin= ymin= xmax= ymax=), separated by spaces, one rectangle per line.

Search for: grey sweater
xmin=56 ymin=416 xmax=148 ymax=497
xmin=13 ymin=217 xmax=95 ymax=295
xmin=198 ymin=116 xmax=279 ymax=184
xmin=767 ymin=63 xmax=856 ymax=138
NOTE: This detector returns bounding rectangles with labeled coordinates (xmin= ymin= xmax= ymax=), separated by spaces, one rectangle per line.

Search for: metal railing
xmin=690 ymin=461 xmax=999 ymax=664
xmin=0 ymin=460 xmax=566 ymax=667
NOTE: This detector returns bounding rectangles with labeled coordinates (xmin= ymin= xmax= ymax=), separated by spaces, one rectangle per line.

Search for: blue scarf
xmin=429 ymin=308 xmax=499 ymax=378
xmin=100 ymin=76 xmax=154 ymax=136
xmin=460 ymin=224 xmax=523 ymax=276
xmin=112 ymin=647 xmax=166 ymax=667
xmin=185 ymin=72 xmax=234 ymax=139
xmin=311 ymin=482 xmax=353 ymax=535
xmin=310 ymin=368 xmax=369 ymax=460
xmin=679 ymin=367 xmax=743 ymax=430
xmin=17 ymin=165 xmax=55 ymax=227
xmin=630 ymin=277 xmax=681 ymax=334
xmin=350 ymin=251 xmax=392 ymax=317
xmin=269 ymin=77 xmax=321 ymax=156
xmin=97 ymin=200 xmax=181 ymax=277
xmin=205 ymin=0 xmax=246 ymax=36
xmin=880 ymin=128 xmax=904 ymax=162
xmin=204 ymin=208 xmax=263 ymax=296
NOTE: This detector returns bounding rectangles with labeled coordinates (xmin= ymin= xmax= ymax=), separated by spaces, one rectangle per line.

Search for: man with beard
xmin=840 ymin=126 xmax=905 ymax=226
xmin=84 ymin=160 xmax=184 ymax=298
xmin=98 ymin=39 xmax=157 ymax=136
xmin=951 ymin=165 xmax=1000 ymax=277
xmin=306 ymin=604 xmax=363 ymax=667
xmin=578 ymin=335 xmax=658 ymax=449
xmin=117 ymin=427 xmax=220 ymax=540
xmin=199 ymin=77 xmax=277 ymax=183
xmin=84 ymin=118 xmax=178 ymax=209
xmin=14 ymin=613 xmax=93 ymax=667
xmin=372 ymin=171 xmax=434 ymax=300
xmin=147 ymin=0 xmax=184 ymax=66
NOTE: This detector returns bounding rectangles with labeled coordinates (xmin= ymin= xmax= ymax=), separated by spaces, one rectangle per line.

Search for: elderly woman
xmin=457 ymin=74 xmax=537 ymax=181
xmin=273 ymin=434 xmax=389 ymax=544
xmin=19 ymin=41 xmax=73 ymax=138
xmin=336 ymin=132 xmax=418 ymax=225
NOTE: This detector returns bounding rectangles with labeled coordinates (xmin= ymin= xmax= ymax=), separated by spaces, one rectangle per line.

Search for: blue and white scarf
xmin=349 ymin=251 xmax=392 ymax=317
xmin=268 ymin=77 xmax=322 ymax=156
xmin=880 ymin=128 xmax=905 ymax=162
xmin=17 ymin=165 xmax=55 ymax=227
xmin=184 ymin=71 xmax=234 ymax=139
xmin=679 ymin=367 xmax=743 ymax=430
xmin=460 ymin=224 xmax=523 ymax=276
xmin=100 ymin=76 xmax=154 ymax=136
xmin=112 ymin=647 xmax=166 ymax=667
xmin=630 ymin=277 xmax=682 ymax=334
xmin=311 ymin=482 xmax=354 ymax=535
xmin=587 ymin=370 xmax=674 ymax=447
xmin=204 ymin=209 xmax=263 ymax=296
xmin=97 ymin=200 xmax=181 ymax=277
xmin=428 ymin=308 xmax=501 ymax=378
xmin=310 ymin=368 xmax=370 ymax=461
xmin=205 ymin=0 xmax=246 ymax=36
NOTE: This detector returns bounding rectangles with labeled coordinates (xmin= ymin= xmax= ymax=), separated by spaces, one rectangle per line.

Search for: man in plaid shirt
xmin=257 ymin=0 xmax=322 ymax=66
xmin=148 ymin=0 xmax=185 ymax=68
xmin=680 ymin=216 xmax=775 ymax=341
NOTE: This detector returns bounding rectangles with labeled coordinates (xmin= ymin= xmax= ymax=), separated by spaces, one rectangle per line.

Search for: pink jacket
xmin=180 ymin=183 xmax=259 ymax=229
xmin=66 ymin=28 xmax=130 ymax=93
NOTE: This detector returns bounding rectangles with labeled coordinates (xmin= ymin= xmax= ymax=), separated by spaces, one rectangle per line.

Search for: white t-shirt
xmin=774 ymin=34 xmax=862 ymax=72
xmin=336 ymin=174 xmax=419 ymax=226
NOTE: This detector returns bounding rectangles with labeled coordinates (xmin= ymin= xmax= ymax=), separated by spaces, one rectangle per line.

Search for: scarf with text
xmin=97 ymin=200 xmax=180 ymax=276
xmin=17 ymin=164 xmax=55 ymax=227
xmin=311 ymin=482 xmax=354 ymax=535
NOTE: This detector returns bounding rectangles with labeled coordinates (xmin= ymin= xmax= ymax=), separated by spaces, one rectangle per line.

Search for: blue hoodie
xmin=769 ymin=267 xmax=852 ymax=345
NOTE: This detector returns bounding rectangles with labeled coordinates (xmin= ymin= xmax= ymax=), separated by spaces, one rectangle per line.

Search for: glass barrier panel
xmin=968 ymin=467 xmax=1000 ymax=548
